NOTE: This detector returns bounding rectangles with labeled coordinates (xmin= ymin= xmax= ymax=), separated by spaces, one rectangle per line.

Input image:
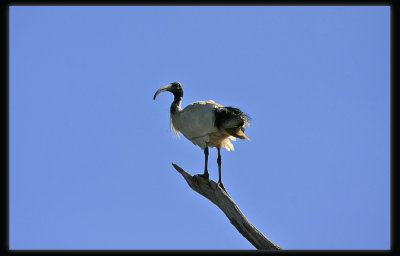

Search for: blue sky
xmin=9 ymin=6 xmax=390 ymax=250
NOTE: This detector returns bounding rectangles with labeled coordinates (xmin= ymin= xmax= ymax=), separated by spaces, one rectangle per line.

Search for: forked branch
xmin=172 ymin=163 xmax=283 ymax=250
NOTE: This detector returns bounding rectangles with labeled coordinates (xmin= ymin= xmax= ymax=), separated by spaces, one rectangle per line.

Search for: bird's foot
xmin=218 ymin=181 xmax=227 ymax=193
xmin=198 ymin=172 xmax=210 ymax=180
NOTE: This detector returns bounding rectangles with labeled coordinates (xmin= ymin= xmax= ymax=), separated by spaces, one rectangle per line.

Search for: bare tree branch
xmin=172 ymin=163 xmax=283 ymax=250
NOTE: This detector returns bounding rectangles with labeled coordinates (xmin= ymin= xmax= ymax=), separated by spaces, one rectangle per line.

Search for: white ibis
xmin=153 ymin=82 xmax=251 ymax=191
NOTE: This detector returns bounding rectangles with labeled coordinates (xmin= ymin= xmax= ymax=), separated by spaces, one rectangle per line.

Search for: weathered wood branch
xmin=172 ymin=163 xmax=283 ymax=250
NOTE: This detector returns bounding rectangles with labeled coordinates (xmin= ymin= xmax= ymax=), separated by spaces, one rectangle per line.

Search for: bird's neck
xmin=170 ymin=96 xmax=182 ymax=115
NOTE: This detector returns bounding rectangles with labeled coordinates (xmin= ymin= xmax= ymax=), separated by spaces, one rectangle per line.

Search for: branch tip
xmin=170 ymin=164 xmax=282 ymax=250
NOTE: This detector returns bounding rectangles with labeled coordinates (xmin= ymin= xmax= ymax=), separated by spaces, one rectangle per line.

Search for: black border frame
xmin=4 ymin=1 xmax=396 ymax=254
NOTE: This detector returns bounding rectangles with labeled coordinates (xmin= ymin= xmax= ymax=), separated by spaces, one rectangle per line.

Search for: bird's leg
xmin=217 ymin=148 xmax=226 ymax=192
xmin=199 ymin=147 xmax=210 ymax=179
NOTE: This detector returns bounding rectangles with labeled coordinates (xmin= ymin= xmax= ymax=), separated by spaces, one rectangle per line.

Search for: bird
xmin=153 ymin=82 xmax=251 ymax=191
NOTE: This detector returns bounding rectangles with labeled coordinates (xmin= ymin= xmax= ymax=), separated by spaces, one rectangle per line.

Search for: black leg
xmin=217 ymin=147 xmax=226 ymax=191
xmin=200 ymin=147 xmax=209 ymax=179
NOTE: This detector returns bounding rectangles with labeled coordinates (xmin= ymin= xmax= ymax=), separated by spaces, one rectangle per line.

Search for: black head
xmin=153 ymin=82 xmax=184 ymax=100
xmin=169 ymin=82 xmax=183 ymax=96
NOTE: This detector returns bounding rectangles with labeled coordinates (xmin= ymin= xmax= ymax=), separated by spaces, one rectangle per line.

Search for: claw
xmin=199 ymin=172 xmax=210 ymax=180
xmin=218 ymin=182 xmax=227 ymax=192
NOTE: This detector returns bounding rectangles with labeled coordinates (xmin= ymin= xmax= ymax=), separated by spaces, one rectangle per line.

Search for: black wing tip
xmin=226 ymin=106 xmax=251 ymax=123
xmin=214 ymin=106 xmax=251 ymax=129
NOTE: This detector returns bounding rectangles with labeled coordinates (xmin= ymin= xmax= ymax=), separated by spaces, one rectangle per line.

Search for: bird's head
xmin=153 ymin=82 xmax=183 ymax=100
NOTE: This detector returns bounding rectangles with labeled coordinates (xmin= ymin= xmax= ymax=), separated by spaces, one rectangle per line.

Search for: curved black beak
xmin=153 ymin=84 xmax=173 ymax=100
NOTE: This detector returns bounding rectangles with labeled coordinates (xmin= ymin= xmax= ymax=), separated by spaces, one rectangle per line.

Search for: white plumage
xmin=171 ymin=100 xmax=243 ymax=151
xmin=154 ymin=82 xmax=251 ymax=191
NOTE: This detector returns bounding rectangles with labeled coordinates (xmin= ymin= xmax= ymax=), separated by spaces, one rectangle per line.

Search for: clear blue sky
xmin=9 ymin=6 xmax=390 ymax=250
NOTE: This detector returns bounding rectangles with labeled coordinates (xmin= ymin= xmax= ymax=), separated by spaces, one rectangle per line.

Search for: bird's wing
xmin=172 ymin=101 xmax=220 ymax=139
